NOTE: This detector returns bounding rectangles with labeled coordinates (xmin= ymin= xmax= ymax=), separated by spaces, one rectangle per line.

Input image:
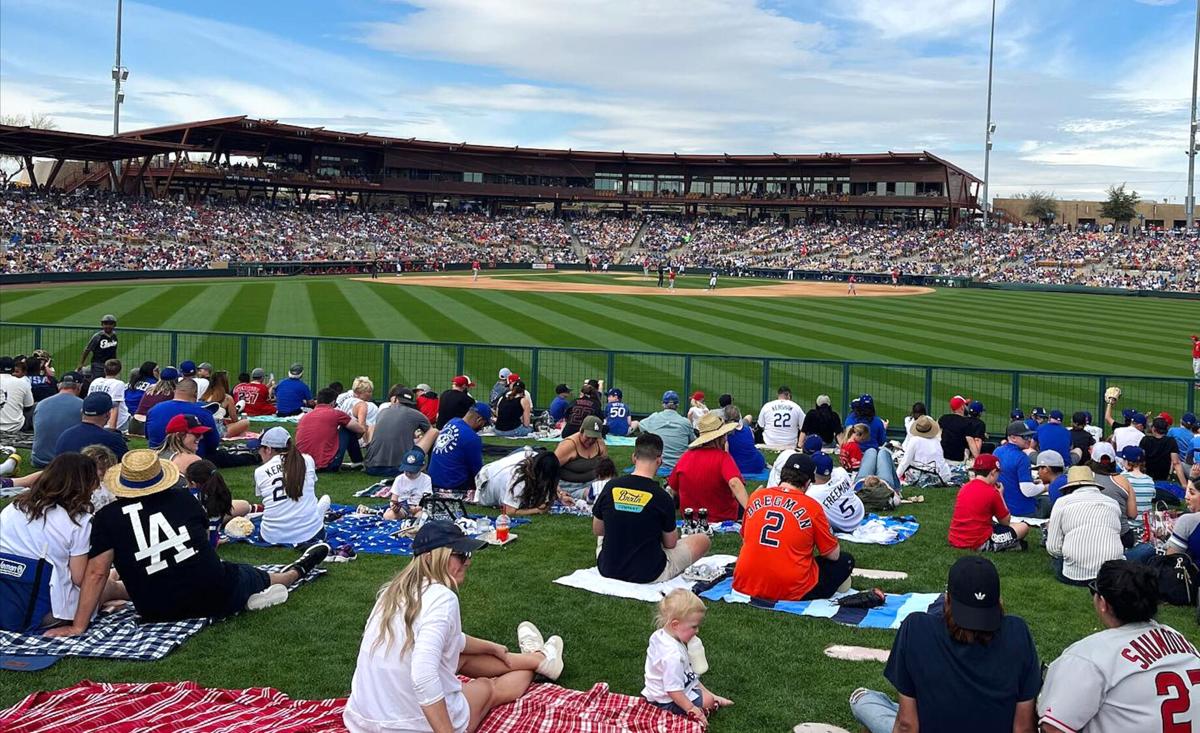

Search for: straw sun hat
xmin=908 ymin=415 xmax=940 ymax=439
xmin=688 ymin=411 xmax=738 ymax=448
xmin=104 ymin=448 xmax=181 ymax=499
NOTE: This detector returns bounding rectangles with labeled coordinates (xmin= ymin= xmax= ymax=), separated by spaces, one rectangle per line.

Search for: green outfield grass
xmin=1 ymin=436 xmax=1192 ymax=731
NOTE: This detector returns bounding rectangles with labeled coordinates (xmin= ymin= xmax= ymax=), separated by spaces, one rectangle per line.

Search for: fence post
xmin=170 ymin=332 xmax=178 ymax=366
xmin=1097 ymin=376 xmax=1107 ymax=425
xmin=923 ymin=367 xmax=933 ymax=408
xmin=382 ymin=342 xmax=391 ymax=395
xmin=1010 ymin=372 xmax=1021 ymax=415
xmin=841 ymin=362 xmax=851 ymax=416
xmin=683 ymin=355 xmax=692 ymax=400
xmin=606 ymin=351 xmax=615 ymax=389
xmin=530 ymin=347 xmax=540 ymax=408
xmin=455 ymin=345 xmax=465 ymax=376
xmin=239 ymin=336 xmax=248 ymax=376
xmin=761 ymin=358 xmax=771 ymax=407
xmin=33 ymin=325 xmax=42 ymax=350
xmin=310 ymin=338 xmax=319 ymax=388
xmin=1188 ymin=380 xmax=1196 ymax=416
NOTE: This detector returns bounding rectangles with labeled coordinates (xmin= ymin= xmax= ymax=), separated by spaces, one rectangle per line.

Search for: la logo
xmin=123 ymin=502 xmax=195 ymax=575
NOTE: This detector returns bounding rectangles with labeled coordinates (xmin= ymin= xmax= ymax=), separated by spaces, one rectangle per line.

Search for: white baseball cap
xmin=250 ymin=426 xmax=291 ymax=450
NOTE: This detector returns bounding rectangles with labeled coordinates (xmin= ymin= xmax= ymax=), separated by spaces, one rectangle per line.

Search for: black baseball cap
xmin=0 ymin=356 xmax=14 ymax=374
xmin=947 ymin=556 xmax=1002 ymax=632
xmin=718 ymin=393 xmax=733 ymax=407
xmin=393 ymin=385 xmax=417 ymax=406
xmin=412 ymin=520 xmax=487 ymax=557
xmin=781 ymin=451 xmax=815 ymax=478
xmin=555 ymin=383 xmax=571 ymax=394
xmin=1006 ymin=420 xmax=1035 ymax=438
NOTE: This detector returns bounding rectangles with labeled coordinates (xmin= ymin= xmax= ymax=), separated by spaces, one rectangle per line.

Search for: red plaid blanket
xmin=0 ymin=681 xmax=347 ymax=732
xmin=1 ymin=679 xmax=701 ymax=733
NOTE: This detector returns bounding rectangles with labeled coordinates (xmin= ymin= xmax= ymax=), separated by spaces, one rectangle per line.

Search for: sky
xmin=0 ymin=0 xmax=1196 ymax=203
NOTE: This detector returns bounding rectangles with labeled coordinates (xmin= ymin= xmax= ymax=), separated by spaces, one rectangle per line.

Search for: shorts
xmin=364 ymin=465 xmax=402 ymax=478
xmin=218 ymin=562 xmax=272 ymax=619
xmin=653 ymin=543 xmax=698 ymax=583
xmin=979 ymin=524 xmax=1024 ymax=553
xmin=649 ymin=691 xmax=703 ymax=717
xmin=558 ymin=480 xmax=591 ymax=501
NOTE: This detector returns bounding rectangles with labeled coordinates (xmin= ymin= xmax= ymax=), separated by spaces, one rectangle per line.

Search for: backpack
xmin=1148 ymin=553 xmax=1199 ymax=607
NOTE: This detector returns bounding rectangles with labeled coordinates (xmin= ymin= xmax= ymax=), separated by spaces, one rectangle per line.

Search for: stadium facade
xmin=2 ymin=116 xmax=981 ymax=225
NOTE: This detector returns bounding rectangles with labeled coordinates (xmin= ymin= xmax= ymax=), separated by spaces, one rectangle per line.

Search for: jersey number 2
xmin=270 ymin=476 xmax=287 ymax=502
xmin=759 ymin=510 xmax=786 ymax=548
xmin=1157 ymin=668 xmax=1200 ymax=732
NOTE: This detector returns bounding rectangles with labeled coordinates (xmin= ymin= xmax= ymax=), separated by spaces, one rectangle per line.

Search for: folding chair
xmin=0 ymin=551 xmax=52 ymax=633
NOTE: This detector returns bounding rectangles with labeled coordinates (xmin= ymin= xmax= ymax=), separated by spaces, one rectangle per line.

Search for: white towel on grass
xmin=1012 ymin=516 xmax=1049 ymax=527
xmin=553 ymin=554 xmax=738 ymax=602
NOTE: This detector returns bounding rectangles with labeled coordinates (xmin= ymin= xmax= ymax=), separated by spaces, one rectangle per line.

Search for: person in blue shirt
xmin=994 ymin=421 xmax=1041 ymax=518
xmin=1035 ymin=450 xmax=1067 ymax=504
xmin=1035 ymin=410 xmax=1071 ymax=467
xmin=144 ymin=379 xmax=219 ymax=457
xmin=54 ymin=392 xmax=128 ymax=459
xmin=603 ymin=388 xmax=637 ymax=437
xmin=273 ymin=363 xmax=314 ymax=417
xmin=428 ymin=402 xmax=489 ymax=495
xmin=722 ymin=404 xmax=767 ymax=476
xmin=1167 ymin=412 xmax=1198 ymax=469
xmin=843 ymin=394 xmax=887 ymax=450
xmin=548 ymin=384 xmax=572 ymax=425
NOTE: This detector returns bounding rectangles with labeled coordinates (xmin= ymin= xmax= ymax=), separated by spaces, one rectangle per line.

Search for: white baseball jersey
xmin=88 ymin=377 xmax=129 ymax=430
xmin=806 ymin=469 xmax=862 ymax=532
xmin=254 ymin=453 xmax=322 ymax=545
xmin=0 ymin=373 xmax=34 ymax=432
xmin=1039 ymin=620 xmax=1200 ymax=733
xmin=757 ymin=398 xmax=804 ymax=447
xmin=1112 ymin=425 xmax=1142 ymax=453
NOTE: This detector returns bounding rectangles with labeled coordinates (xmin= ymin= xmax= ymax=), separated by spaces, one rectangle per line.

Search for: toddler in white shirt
xmin=384 ymin=449 xmax=432 ymax=520
xmin=642 ymin=589 xmax=732 ymax=728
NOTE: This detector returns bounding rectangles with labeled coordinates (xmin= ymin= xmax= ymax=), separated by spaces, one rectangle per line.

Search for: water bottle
xmin=683 ymin=508 xmax=694 ymax=535
xmin=698 ymin=508 xmax=711 ymax=536
xmin=495 ymin=514 xmax=510 ymax=543
xmin=475 ymin=516 xmax=490 ymax=536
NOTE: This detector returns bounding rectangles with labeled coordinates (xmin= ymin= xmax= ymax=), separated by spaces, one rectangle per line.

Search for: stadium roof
xmin=0 ymin=124 xmax=193 ymax=161
xmin=120 ymin=116 xmax=981 ymax=182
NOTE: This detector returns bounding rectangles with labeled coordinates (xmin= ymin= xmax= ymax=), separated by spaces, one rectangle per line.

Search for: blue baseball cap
xmin=180 ymin=360 xmax=197 ymax=375
xmin=1183 ymin=412 xmax=1198 ymax=427
xmin=662 ymin=390 xmax=680 ymax=405
xmin=412 ymin=520 xmax=487 ymax=557
xmin=82 ymin=391 xmax=113 ymax=416
xmin=470 ymin=401 xmax=492 ymax=422
xmin=1049 ymin=409 xmax=1064 ymax=421
xmin=1131 ymin=412 xmax=1147 ymax=426
xmin=1010 ymin=408 xmax=1025 ymax=420
xmin=607 ymin=388 xmax=623 ymax=400
xmin=1082 ymin=410 xmax=1093 ymax=424
xmin=858 ymin=394 xmax=874 ymax=405
xmin=1117 ymin=445 xmax=1145 ymax=462
xmin=802 ymin=434 xmax=824 ymax=454
xmin=812 ymin=452 xmax=834 ymax=476
xmin=1031 ymin=406 xmax=1047 ymax=418
xmin=402 ymin=448 xmax=426 ymax=470
xmin=159 ymin=366 xmax=180 ymax=380
xmin=968 ymin=400 xmax=985 ymax=416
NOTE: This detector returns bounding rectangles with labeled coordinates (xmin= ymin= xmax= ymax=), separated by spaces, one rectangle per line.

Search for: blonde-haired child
xmin=642 ymin=589 xmax=732 ymax=728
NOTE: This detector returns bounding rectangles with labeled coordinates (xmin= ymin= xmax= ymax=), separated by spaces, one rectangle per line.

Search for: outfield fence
xmin=1 ymin=322 xmax=1194 ymax=436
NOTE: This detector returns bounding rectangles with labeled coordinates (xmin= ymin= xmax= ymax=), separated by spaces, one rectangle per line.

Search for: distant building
xmin=992 ymin=196 xmax=1188 ymax=230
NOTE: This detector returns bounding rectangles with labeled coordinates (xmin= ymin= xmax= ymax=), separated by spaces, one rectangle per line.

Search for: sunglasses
xmin=452 ymin=551 xmax=473 ymax=561
xmin=1087 ymin=580 xmax=1099 ymax=596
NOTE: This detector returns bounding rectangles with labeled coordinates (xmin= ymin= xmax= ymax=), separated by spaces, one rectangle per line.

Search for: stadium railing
xmin=2 ymin=322 xmax=1193 ymax=436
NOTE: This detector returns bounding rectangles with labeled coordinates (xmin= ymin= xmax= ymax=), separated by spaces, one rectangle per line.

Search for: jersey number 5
xmin=1157 ymin=668 xmax=1200 ymax=732
xmin=758 ymin=510 xmax=786 ymax=548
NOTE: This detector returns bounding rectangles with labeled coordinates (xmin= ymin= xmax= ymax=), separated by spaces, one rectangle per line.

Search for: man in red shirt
xmin=295 ymin=387 xmax=365 ymax=471
xmin=948 ymin=454 xmax=1030 ymax=552
xmin=1191 ymin=334 xmax=1199 ymax=386
xmin=667 ymin=412 xmax=747 ymax=522
xmin=732 ymin=452 xmax=853 ymax=601
xmin=472 ymin=260 xmax=480 ymax=282
xmin=232 ymin=368 xmax=275 ymax=416
xmin=415 ymin=383 xmax=439 ymax=424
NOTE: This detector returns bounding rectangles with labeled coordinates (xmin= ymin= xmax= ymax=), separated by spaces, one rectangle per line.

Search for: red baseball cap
xmin=971 ymin=453 xmax=1000 ymax=472
xmin=165 ymin=414 xmax=212 ymax=435
xmin=507 ymin=373 xmax=520 ymax=383
xmin=1158 ymin=411 xmax=1173 ymax=426
xmin=949 ymin=395 xmax=968 ymax=411
xmin=452 ymin=375 xmax=475 ymax=388
xmin=691 ymin=391 xmax=705 ymax=402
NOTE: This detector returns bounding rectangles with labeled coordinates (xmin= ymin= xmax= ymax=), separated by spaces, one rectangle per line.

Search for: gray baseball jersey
xmin=1039 ymin=620 xmax=1199 ymax=733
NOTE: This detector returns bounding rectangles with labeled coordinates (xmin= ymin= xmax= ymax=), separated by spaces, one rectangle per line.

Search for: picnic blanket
xmin=0 ymin=485 xmax=26 ymax=499
xmin=553 ymin=555 xmax=738 ymax=602
xmin=247 ymin=415 xmax=302 ymax=424
xmin=536 ymin=434 xmax=638 ymax=447
xmin=474 ymin=680 xmax=703 ymax=733
xmin=676 ymin=519 xmax=741 ymax=534
xmin=700 ymin=578 xmax=942 ymax=630
xmin=0 ymin=565 xmax=324 ymax=662
xmin=1012 ymin=516 xmax=1049 ymax=527
xmin=352 ymin=480 xmax=392 ymax=498
xmin=835 ymin=515 xmax=920 ymax=545
xmin=0 ymin=681 xmax=347 ymax=733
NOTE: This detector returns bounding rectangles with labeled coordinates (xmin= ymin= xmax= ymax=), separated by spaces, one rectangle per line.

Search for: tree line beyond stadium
xmin=1 ymin=322 xmax=1193 ymax=436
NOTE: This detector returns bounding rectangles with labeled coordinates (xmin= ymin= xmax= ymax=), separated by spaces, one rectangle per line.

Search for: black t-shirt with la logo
xmin=86 ymin=331 xmax=119 ymax=363
xmin=89 ymin=487 xmax=227 ymax=622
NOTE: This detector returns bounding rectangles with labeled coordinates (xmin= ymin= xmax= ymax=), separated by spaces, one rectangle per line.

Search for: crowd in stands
xmin=2 ymin=323 xmax=1199 ymax=731
xmin=2 ymin=189 xmax=1199 ymax=291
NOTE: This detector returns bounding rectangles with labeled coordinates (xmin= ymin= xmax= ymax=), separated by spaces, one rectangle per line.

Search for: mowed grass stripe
xmin=8 ymin=286 xmax=135 ymax=325
xmin=264 ymin=281 xmax=320 ymax=336
xmin=343 ymin=281 xmax=422 ymax=340
xmin=417 ymin=288 xmax=566 ymax=346
xmin=304 ymin=281 xmax=371 ymax=338
xmin=362 ymin=284 xmax=485 ymax=343
xmin=213 ymin=282 xmax=276 ymax=335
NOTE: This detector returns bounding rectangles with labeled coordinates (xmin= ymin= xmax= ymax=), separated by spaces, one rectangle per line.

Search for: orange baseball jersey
xmin=732 ymin=486 xmax=837 ymax=601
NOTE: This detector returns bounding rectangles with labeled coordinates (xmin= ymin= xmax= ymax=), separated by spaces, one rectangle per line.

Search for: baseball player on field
xmin=708 ymin=271 xmax=717 ymax=291
xmin=1038 ymin=559 xmax=1199 ymax=733
xmin=472 ymin=260 xmax=480 ymax=282
xmin=847 ymin=274 xmax=857 ymax=296
xmin=1192 ymin=334 xmax=1199 ymax=386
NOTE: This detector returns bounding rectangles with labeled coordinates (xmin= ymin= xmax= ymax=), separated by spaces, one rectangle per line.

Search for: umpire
xmin=78 ymin=314 xmax=119 ymax=381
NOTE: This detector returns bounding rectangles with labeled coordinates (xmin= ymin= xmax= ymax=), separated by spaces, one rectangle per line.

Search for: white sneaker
xmin=245 ymin=584 xmax=289 ymax=611
xmin=687 ymin=635 xmax=708 ymax=676
xmin=517 ymin=621 xmax=544 ymax=655
xmin=536 ymin=635 xmax=564 ymax=681
xmin=316 ymin=494 xmax=331 ymax=516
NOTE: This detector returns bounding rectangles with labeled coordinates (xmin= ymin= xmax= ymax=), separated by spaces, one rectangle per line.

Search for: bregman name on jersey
xmin=744 ymin=492 xmax=812 ymax=528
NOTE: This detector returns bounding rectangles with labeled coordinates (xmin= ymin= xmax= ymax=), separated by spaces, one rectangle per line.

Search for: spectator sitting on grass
xmin=87 ymin=358 xmax=128 ymax=432
xmin=295 ymin=387 xmax=365 ymax=472
xmin=145 ymin=378 xmax=219 ymax=458
xmin=843 ymin=394 xmax=887 ymax=451
xmin=365 ymin=385 xmax=437 ymax=478
xmin=560 ymin=381 xmax=604 ymax=439
xmin=273 ymin=363 xmax=314 ymax=417
xmin=948 ymin=454 xmax=1030 ymax=552
xmin=938 ymin=395 xmax=982 ymax=463
xmin=490 ymin=367 xmax=512 ymax=406
xmin=593 ymin=433 xmax=711 ymax=583
xmin=1035 ymin=450 xmax=1068 ymax=505
xmin=46 ymin=449 xmax=329 ymax=637
xmin=31 ymin=372 xmax=83 ymax=468
xmin=436 ymin=375 xmax=476 ymax=429
xmin=798 ymin=394 xmax=841 ymax=448
xmin=1038 ymin=560 xmax=1198 ymax=733
xmin=722 ymin=405 xmax=766 ymax=476
xmin=807 ymin=452 xmax=865 ymax=533
xmin=232 ymin=368 xmax=276 ymax=416
xmin=897 ymin=415 xmax=956 ymax=488
xmin=1165 ymin=477 xmax=1200 ymax=564
xmin=414 ymin=383 xmax=439 ymax=424
xmin=1068 ymin=411 xmax=1096 ymax=465
xmin=1046 ymin=465 xmax=1125 ymax=586
xmin=849 ymin=556 xmax=1040 ymax=733
xmin=134 ymin=366 xmax=179 ymax=422
xmin=636 ymin=391 xmax=695 ymax=472
xmin=160 ymin=414 xmax=212 ymax=475
xmin=429 ymin=402 xmax=490 ymax=496
xmin=603 ymin=388 xmax=637 ymax=437
xmin=336 ymin=376 xmax=380 ymax=444
xmin=201 ymin=371 xmax=251 ymax=439
xmin=995 ymin=420 xmax=1045 ymax=518
xmin=55 ymin=392 xmax=129 ymax=460
xmin=493 ymin=380 xmax=533 ymax=438
xmin=667 ymin=412 xmax=748 ymax=523
xmin=254 ymin=426 xmax=330 ymax=545
xmin=554 ymin=416 xmax=609 ymax=501
xmin=1139 ymin=416 xmax=1188 ymax=487
xmin=547 ymin=384 xmax=572 ymax=426
xmin=383 ymin=449 xmax=432 ymax=520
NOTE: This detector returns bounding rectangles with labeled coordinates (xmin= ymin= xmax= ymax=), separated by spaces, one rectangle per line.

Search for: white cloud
xmin=840 ymin=0 xmax=1011 ymax=39
xmin=1133 ymin=1 xmax=1180 ymax=6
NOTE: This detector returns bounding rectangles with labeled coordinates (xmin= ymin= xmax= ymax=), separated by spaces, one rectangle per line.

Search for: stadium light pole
xmin=981 ymin=0 xmax=996 ymax=228
xmin=110 ymin=0 xmax=128 ymax=186
xmin=1187 ymin=0 xmax=1199 ymax=230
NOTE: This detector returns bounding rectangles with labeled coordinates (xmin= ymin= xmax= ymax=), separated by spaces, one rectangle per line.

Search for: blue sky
xmin=0 ymin=0 xmax=1195 ymax=202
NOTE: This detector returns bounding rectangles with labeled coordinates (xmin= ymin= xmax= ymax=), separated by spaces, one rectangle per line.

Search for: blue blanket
xmin=699 ymin=578 xmax=943 ymax=629
xmin=835 ymin=514 xmax=920 ymax=546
